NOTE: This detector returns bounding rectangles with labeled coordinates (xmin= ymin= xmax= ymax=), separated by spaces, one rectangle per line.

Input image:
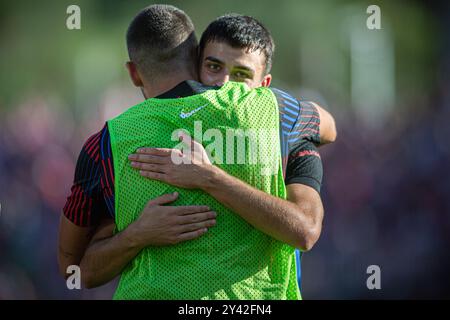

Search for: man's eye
xmin=233 ymin=71 xmax=250 ymax=79
xmin=207 ymin=64 xmax=221 ymax=72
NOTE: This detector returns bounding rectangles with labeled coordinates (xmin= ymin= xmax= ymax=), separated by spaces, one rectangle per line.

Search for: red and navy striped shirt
xmin=63 ymin=81 xmax=322 ymax=227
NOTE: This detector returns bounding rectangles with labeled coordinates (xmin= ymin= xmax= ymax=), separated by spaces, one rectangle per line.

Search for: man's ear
xmin=126 ymin=61 xmax=143 ymax=87
xmin=260 ymin=74 xmax=272 ymax=87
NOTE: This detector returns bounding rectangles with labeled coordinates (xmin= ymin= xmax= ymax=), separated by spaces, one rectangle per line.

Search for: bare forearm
xmin=58 ymin=215 xmax=94 ymax=279
xmin=80 ymin=226 xmax=142 ymax=288
xmin=315 ymin=103 xmax=337 ymax=145
xmin=202 ymin=167 xmax=316 ymax=249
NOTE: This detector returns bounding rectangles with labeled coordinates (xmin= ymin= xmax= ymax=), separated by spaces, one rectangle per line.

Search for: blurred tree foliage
xmin=0 ymin=0 xmax=439 ymax=114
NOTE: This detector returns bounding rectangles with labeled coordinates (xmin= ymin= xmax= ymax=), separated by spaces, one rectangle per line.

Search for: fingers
xmin=139 ymin=171 xmax=167 ymax=181
xmin=179 ymin=220 xmax=216 ymax=234
xmin=128 ymin=153 xmax=170 ymax=165
xmin=147 ymin=192 xmax=179 ymax=206
xmin=174 ymin=211 xmax=217 ymax=243
xmin=136 ymin=148 xmax=174 ymax=156
xmin=131 ymin=148 xmax=182 ymax=158
xmin=130 ymin=162 xmax=167 ymax=173
xmin=178 ymin=211 xmax=216 ymax=225
xmin=177 ymin=132 xmax=211 ymax=164
xmin=176 ymin=228 xmax=208 ymax=243
xmin=177 ymin=205 xmax=211 ymax=215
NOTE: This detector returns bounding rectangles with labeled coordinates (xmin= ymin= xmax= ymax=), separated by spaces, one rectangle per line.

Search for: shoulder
xmin=269 ymin=87 xmax=300 ymax=104
xmin=108 ymin=100 xmax=151 ymax=124
xmin=285 ymin=140 xmax=323 ymax=192
xmin=78 ymin=124 xmax=109 ymax=161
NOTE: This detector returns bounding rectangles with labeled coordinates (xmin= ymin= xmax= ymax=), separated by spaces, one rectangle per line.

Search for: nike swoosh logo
xmin=179 ymin=104 xmax=208 ymax=119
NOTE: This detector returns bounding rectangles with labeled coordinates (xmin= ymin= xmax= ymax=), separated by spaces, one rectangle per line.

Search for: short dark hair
xmin=199 ymin=14 xmax=275 ymax=75
xmin=126 ymin=5 xmax=198 ymax=81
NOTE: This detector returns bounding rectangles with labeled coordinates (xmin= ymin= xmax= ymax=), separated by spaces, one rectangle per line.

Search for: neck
xmin=142 ymin=69 xmax=198 ymax=99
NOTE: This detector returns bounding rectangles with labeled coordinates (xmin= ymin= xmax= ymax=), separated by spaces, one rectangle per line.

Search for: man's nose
xmin=215 ymin=74 xmax=230 ymax=86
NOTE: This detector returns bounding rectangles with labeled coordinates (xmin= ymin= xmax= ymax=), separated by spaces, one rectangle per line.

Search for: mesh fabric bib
xmin=108 ymin=81 xmax=301 ymax=300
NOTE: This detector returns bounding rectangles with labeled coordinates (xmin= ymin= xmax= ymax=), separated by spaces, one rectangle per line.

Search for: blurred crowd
xmin=304 ymin=86 xmax=450 ymax=299
xmin=1 ymin=77 xmax=449 ymax=300
xmin=1 ymin=0 xmax=449 ymax=299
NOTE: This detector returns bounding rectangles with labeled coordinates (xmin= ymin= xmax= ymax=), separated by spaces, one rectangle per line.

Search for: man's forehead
xmin=203 ymin=41 xmax=265 ymax=69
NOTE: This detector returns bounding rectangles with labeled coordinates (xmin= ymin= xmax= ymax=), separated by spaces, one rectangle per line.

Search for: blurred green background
xmin=1 ymin=0 xmax=449 ymax=299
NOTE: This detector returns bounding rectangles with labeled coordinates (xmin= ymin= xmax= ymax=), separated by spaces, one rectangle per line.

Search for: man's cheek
xmin=199 ymin=71 xmax=212 ymax=86
xmin=246 ymin=80 xmax=258 ymax=89
xmin=202 ymin=70 xmax=227 ymax=86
